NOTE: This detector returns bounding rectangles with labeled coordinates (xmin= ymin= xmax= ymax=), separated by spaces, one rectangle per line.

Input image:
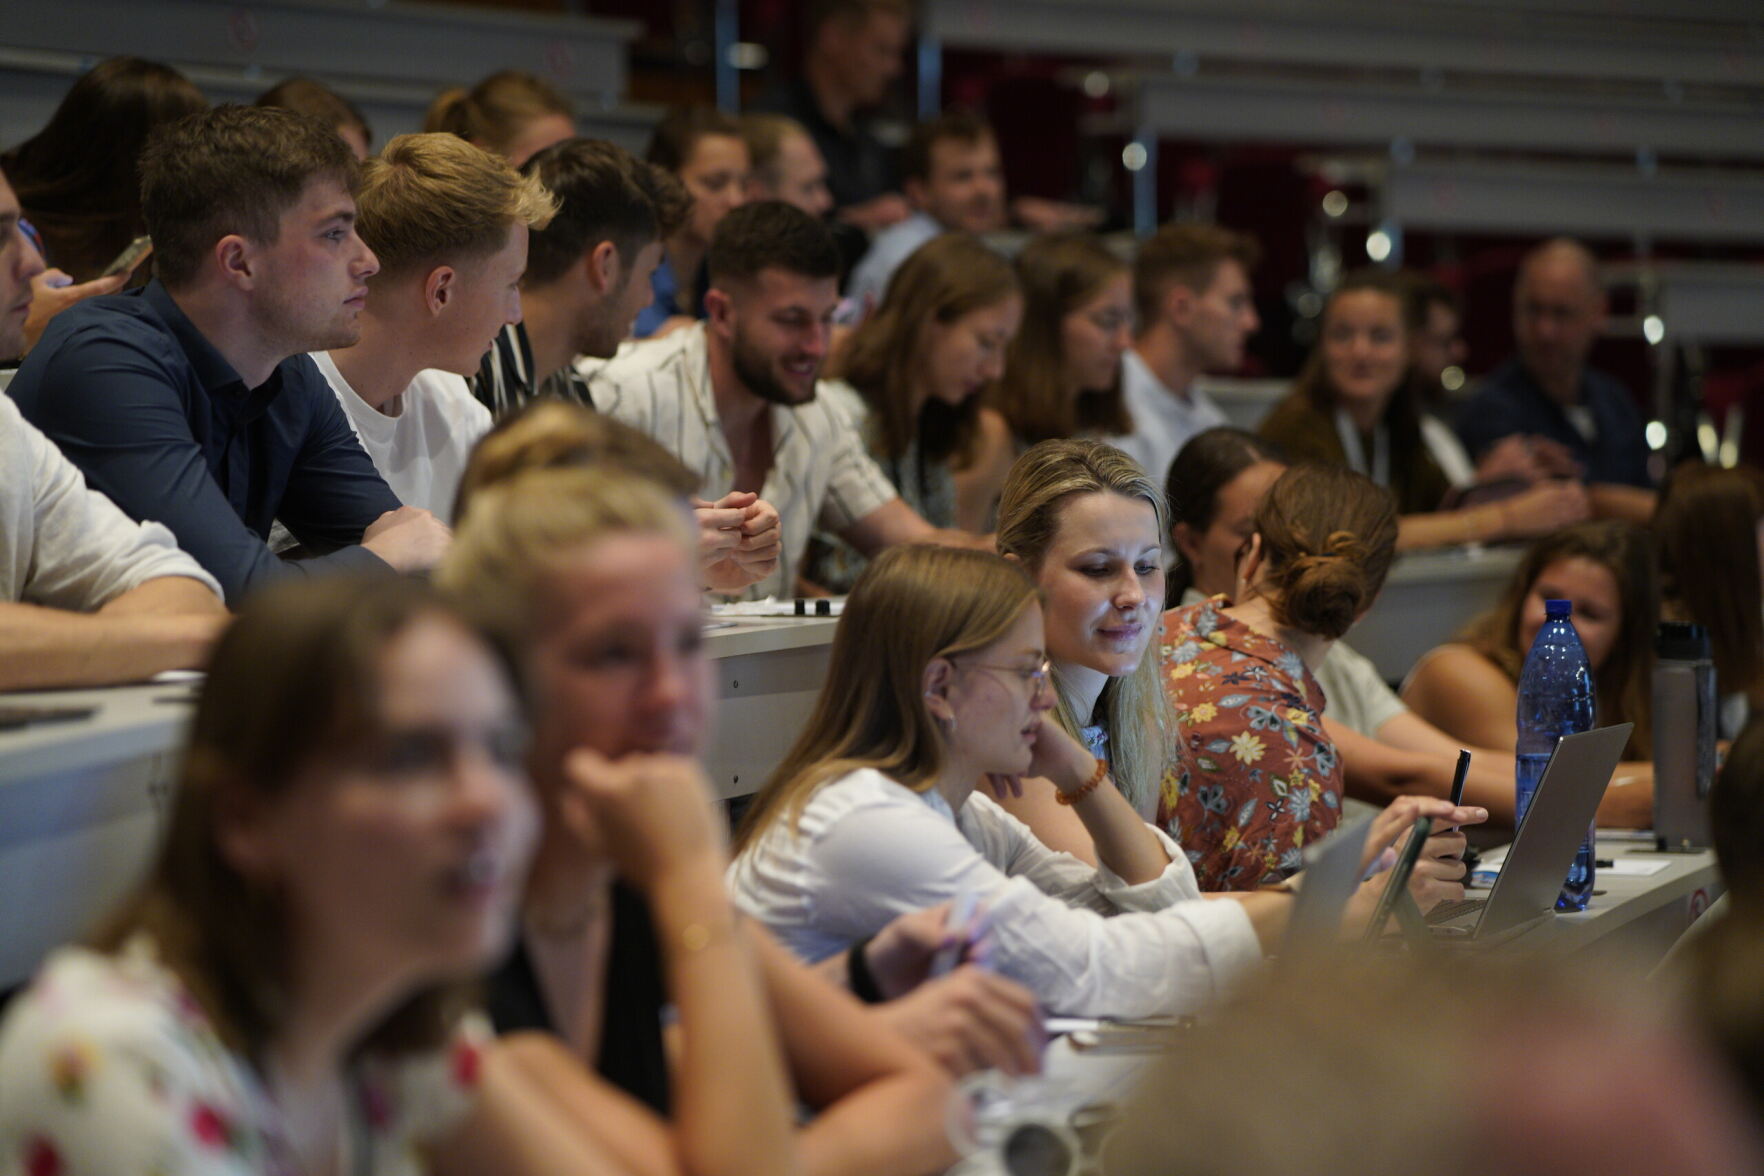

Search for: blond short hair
xmin=357 ymin=132 xmax=557 ymax=278
xmin=437 ymin=465 xmax=695 ymax=650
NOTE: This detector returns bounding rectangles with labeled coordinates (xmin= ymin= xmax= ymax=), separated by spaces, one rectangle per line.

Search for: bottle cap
xmin=1656 ymin=620 xmax=1712 ymax=660
xmin=1544 ymin=599 xmax=1572 ymax=619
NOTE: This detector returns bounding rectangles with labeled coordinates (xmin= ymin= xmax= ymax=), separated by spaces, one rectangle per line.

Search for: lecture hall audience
xmin=5 ymin=19 xmax=1764 ymax=1173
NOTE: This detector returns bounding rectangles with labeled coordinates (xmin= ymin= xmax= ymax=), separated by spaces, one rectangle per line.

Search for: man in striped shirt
xmin=583 ymin=201 xmax=987 ymax=600
xmin=474 ymin=139 xmax=688 ymax=418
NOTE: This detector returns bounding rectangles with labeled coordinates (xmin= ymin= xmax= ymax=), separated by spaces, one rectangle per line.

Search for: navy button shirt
xmin=1454 ymin=357 xmax=1652 ymax=488
xmin=7 ymin=280 xmax=400 ymax=602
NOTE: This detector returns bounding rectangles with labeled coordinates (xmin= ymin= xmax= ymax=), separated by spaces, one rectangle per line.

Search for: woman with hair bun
xmin=1160 ymin=463 xmax=1402 ymax=890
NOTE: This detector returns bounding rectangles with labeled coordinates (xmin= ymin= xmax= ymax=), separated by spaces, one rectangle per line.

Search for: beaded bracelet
xmin=1055 ymin=756 xmax=1109 ymax=806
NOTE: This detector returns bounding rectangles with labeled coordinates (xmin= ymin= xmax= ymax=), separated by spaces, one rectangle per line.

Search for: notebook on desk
xmin=1421 ymin=723 xmax=1632 ymax=943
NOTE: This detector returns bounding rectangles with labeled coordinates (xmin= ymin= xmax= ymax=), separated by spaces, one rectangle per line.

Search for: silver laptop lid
xmin=1280 ymin=817 xmax=1372 ymax=964
xmin=1477 ymin=723 xmax=1632 ymax=938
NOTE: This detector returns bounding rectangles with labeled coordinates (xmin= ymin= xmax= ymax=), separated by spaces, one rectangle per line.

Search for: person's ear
xmin=214 ymin=235 xmax=254 ymax=290
xmin=1233 ymin=532 xmax=1265 ymax=602
xmin=1164 ymin=282 xmax=1194 ymax=329
xmin=921 ymin=656 xmax=957 ymax=723
xmin=212 ymin=784 xmax=281 ymax=880
xmin=424 ymin=265 xmax=457 ymax=316
xmin=903 ymin=177 xmax=929 ymax=211
xmin=1171 ymin=521 xmax=1203 ymax=567
xmin=587 ymin=240 xmax=620 ymax=295
xmin=704 ymin=286 xmax=735 ymax=337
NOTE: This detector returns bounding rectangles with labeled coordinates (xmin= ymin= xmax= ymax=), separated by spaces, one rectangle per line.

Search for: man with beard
xmin=587 ymin=201 xmax=979 ymax=599
xmin=7 ymin=105 xmax=449 ymax=602
xmin=475 ymin=138 xmax=690 ymax=418
xmin=847 ymin=112 xmax=1007 ymax=311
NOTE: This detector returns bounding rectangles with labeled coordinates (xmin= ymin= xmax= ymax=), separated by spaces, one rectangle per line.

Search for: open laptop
xmin=1421 ymin=723 xmax=1632 ymax=943
xmin=1278 ymin=816 xmax=1372 ymax=965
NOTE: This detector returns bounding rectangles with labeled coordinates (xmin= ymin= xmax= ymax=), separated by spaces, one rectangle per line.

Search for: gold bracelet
xmin=1055 ymin=757 xmax=1109 ymax=806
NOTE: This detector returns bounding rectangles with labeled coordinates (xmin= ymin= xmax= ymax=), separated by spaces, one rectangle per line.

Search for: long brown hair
xmin=1460 ymin=521 xmax=1657 ymax=757
xmin=1653 ymin=461 xmax=1764 ymax=703
xmin=1165 ymin=427 xmax=1288 ymax=602
xmin=987 ymin=232 xmax=1131 ymax=444
xmin=1291 ymin=270 xmax=1429 ymax=453
xmin=734 ymin=545 xmax=1039 ymax=852
xmin=1248 ymin=464 xmax=1399 ymax=642
xmin=995 ymin=439 xmax=1170 ymax=810
xmin=1 ymin=57 xmax=207 ymax=281
xmin=831 ymin=232 xmax=1019 ymax=465
xmin=93 ymin=576 xmax=511 ymax=1058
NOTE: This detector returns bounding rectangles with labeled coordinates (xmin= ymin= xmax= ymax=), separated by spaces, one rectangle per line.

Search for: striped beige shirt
xmin=579 ymin=323 xmax=898 ymax=600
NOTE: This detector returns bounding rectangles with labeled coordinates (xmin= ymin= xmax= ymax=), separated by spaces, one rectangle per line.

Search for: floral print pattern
xmin=1157 ymin=598 xmax=1343 ymax=890
xmin=0 ymin=939 xmax=486 ymax=1176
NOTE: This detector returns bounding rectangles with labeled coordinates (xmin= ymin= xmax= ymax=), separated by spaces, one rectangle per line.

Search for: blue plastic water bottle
xmin=1515 ymin=599 xmax=1598 ymax=911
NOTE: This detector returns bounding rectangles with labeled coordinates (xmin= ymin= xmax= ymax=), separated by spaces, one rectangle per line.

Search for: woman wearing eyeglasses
xmin=730 ymin=543 xmax=1272 ymax=1019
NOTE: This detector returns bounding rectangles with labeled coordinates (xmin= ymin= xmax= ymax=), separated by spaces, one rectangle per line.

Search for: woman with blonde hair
xmin=808 ymin=233 xmax=1021 ymax=590
xmin=442 ymin=461 xmax=1000 ymax=1172
xmin=955 ymin=233 xmax=1135 ymax=530
xmin=425 ymin=70 xmax=576 ymax=167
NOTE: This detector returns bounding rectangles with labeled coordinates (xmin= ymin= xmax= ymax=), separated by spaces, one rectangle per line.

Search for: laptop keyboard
xmin=1424 ymin=897 xmax=1488 ymax=926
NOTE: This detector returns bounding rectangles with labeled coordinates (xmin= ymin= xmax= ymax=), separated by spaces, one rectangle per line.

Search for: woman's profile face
xmin=1518 ymin=555 xmax=1622 ymax=670
xmin=237 ymin=614 xmax=538 ymax=984
xmin=1175 ymin=460 xmax=1285 ymax=600
xmin=680 ymin=134 xmax=751 ymax=247
xmin=921 ymin=294 xmax=1022 ymax=409
xmin=1320 ymin=288 xmax=1409 ymax=418
xmin=943 ymin=601 xmax=1055 ymax=778
xmin=1032 ymin=491 xmax=1164 ymax=679
xmin=1059 ymin=271 xmax=1133 ymax=395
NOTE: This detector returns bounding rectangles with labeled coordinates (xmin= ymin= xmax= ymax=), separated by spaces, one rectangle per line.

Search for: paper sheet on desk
xmin=710 ymin=597 xmax=846 ymax=617
xmin=1470 ymin=845 xmax=1671 ymax=887
xmin=149 ymin=670 xmax=205 ymax=684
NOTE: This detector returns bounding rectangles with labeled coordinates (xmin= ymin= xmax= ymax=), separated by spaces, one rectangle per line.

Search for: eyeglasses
xmin=960 ymin=657 xmax=1053 ymax=699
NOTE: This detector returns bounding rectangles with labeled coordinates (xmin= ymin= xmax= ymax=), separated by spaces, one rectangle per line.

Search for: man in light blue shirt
xmin=847 ymin=111 xmax=1005 ymax=309
xmin=1103 ymin=222 xmax=1261 ymax=485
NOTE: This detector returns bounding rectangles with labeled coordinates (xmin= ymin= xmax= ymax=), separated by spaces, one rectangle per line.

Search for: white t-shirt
xmin=729 ymin=768 xmax=1261 ymax=1018
xmin=1103 ymin=348 xmax=1230 ymax=484
xmin=0 ymin=393 xmax=219 ymax=606
xmin=314 ymin=352 xmax=492 ymax=519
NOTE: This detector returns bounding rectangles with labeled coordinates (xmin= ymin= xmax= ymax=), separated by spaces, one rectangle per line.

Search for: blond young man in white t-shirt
xmin=318 ymin=133 xmax=556 ymax=518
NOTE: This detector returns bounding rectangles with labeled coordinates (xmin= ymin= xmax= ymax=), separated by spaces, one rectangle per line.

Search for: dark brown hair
xmin=1653 ymin=462 xmax=1764 ymax=703
xmin=1165 ymin=426 xmax=1287 ymax=601
xmin=1460 ymin=520 xmax=1657 ymax=758
xmin=831 ymin=232 xmax=1018 ymax=464
xmin=1712 ymin=717 xmax=1764 ymax=905
xmin=987 ymin=232 xmax=1131 ymax=444
xmin=424 ymin=70 xmax=574 ymax=158
xmin=255 ymin=77 xmax=371 ymax=150
xmin=1251 ymin=464 xmax=1399 ymax=641
xmin=645 ymin=104 xmax=743 ymax=175
xmin=140 ymin=105 xmax=358 ymax=289
xmin=901 ymin=110 xmax=993 ymax=185
xmin=520 ymin=138 xmax=689 ymax=286
xmin=706 ymin=199 xmax=840 ymax=288
xmin=93 ymin=576 xmax=518 ymax=1058
xmin=1132 ymin=221 xmax=1261 ymax=328
xmin=1 ymin=57 xmax=208 ymax=282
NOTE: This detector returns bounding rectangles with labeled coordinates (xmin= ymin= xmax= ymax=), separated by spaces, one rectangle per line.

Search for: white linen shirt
xmin=1102 ymin=348 xmax=1230 ymax=484
xmin=314 ymin=353 xmax=492 ymax=519
xmin=729 ymin=768 xmax=1262 ymax=1018
xmin=0 ymin=393 xmax=219 ymax=606
xmin=581 ymin=323 xmax=899 ymax=599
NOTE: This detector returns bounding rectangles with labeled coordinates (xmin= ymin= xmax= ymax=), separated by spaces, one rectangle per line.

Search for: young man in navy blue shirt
xmin=8 ymin=105 xmax=451 ymax=602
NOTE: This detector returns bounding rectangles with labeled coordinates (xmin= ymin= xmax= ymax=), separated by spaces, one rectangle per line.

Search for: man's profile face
xmin=1178 ymin=258 xmax=1259 ymax=372
xmin=827 ymin=10 xmax=909 ymax=108
xmin=771 ymin=133 xmax=834 ymax=219
xmin=1411 ymin=300 xmax=1467 ymax=387
xmin=1514 ymin=254 xmax=1603 ymax=392
xmin=915 ymin=136 xmax=1006 ymax=235
xmin=718 ymin=267 xmax=839 ymax=406
xmin=251 ymin=175 xmax=380 ymax=358
xmin=0 ymin=173 xmax=46 ymax=358
xmin=579 ymin=237 xmax=664 ymax=360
